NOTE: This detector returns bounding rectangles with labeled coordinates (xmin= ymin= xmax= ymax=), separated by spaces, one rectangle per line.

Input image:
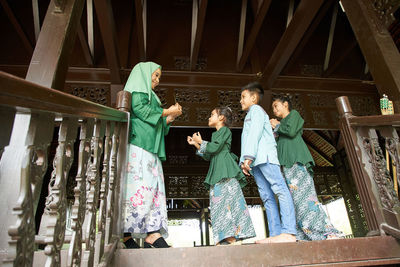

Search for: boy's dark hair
xmin=215 ymin=106 xmax=233 ymax=127
xmin=241 ymin=82 xmax=264 ymax=102
xmin=272 ymin=94 xmax=292 ymax=111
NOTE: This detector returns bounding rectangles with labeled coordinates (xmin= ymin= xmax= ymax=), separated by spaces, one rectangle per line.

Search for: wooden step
xmin=113 ymin=236 xmax=400 ymax=267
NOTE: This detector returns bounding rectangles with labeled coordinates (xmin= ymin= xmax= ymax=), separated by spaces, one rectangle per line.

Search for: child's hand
xmin=241 ymin=159 xmax=252 ymax=176
xmin=187 ymin=136 xmax=196 ymax=145
xmin=192 ymin=132 xmax=202 ymax=144
xmin=270 ymin=118 xmax=280 ymax=129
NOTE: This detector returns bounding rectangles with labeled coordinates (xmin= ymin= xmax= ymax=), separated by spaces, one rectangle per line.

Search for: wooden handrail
xmin=0 ymin=71 xmax=128 ymax=122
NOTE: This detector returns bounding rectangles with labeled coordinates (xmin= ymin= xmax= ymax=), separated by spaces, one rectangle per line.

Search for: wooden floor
xmin=113 ymin=236 xmax=400 ymax=267
xmin=30 ymin=236 xmax=400 ymax=266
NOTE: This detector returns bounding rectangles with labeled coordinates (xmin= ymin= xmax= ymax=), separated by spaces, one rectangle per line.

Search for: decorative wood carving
xmin=44 ymin=118 xmax=78 ymax=266
xmin=106 ymin=122 xmax=121 ymax=244
xmin=362 ymin=134 xmax=400 ymax=210
xmin=67 ymin=120 xmax=94 ymax=267
xmin=96 ymin=121 xmax=114 ymax=263
xmin=370 ymin=0 xmax=400 ymax=29
xmin=83 ymin=120 xmax=105 ymax=267
xmin=6 ymin=148 xmax=36 ymax=266
xmin=174 ymin=56 xmax=207 ymax=70
xmin=66 ymin=83 xmax=110 ymax=106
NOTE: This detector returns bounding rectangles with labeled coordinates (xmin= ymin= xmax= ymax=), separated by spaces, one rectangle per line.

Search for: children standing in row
xmin=239 ymin=82 xmax=297 ymax=243
xmin=187 ymin=107 xmax=256 ymax=245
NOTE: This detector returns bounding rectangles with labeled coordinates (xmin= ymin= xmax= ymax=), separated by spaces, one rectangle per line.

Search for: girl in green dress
xmin=270 ymin=95 xmax=342 ymax=240
xmin=187 ymin=107 xmax=256 ymax=245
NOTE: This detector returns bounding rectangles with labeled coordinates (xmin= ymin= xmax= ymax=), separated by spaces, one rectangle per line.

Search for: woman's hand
xmin=192 ymin=132 xmax=202 ymax=144
xmin=166 ymin=115 xmax=175 ymax=124
xmin=169 ymin=103 xmax=182 ymax=117
xmin=270 ymin=118 xmax=280 ymax=129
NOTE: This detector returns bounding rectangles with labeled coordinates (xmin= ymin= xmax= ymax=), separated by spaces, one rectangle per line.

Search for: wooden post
xmin=340 ymin=0 xmax=400 ymax=112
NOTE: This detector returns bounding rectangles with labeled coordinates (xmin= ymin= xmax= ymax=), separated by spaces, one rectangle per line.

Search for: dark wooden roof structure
xmin=0 ymin=0 xmax=399 ymax=201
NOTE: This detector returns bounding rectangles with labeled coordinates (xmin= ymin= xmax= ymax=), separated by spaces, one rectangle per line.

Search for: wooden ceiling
xmin=0 ymin=0 xmax=399 ymax=168
xmin=0 ymin=0 xmax=379 ymax=80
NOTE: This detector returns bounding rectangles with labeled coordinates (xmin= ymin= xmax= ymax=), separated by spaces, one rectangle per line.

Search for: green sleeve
xmin=163 ymin=116 xmax=171 ymax=136
xmin=277 ymin=110 xmax=304 ymax=138
xmin=205 ymin=127 xmax=230 ymax=155
xmin=131 ymin=92 xmax=163 ymax=126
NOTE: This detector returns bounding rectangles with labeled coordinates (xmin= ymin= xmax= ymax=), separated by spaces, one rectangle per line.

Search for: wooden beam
xmin=237 ymin=0 xmax=272 ymax=72
xmin=134 ymin=0 xmax=146 ymax=61
xmin=0 ymin=0 xmax=34 ymax=54
xmin=94 ymin=0 xmax=122 ymax=84
xmin=286 ymin=0 xmax=295 ymax=27
xmin=87 ymin=0 xmax=94 ymax=59
xmin=285 ymin=0 xmax=334 ymax=72
xmin=25 ymin=0 xmax=85 ymax=89
xmin=78 ymin=23 xmax=94 ymax=66
xmin=236 ymin=0 xmax=247 ymax=66
xmin=340 ymin=0 xmax=400 ymax=112
xmin=323 ymin=39 xmax=357 ymax=77
xmin=323 ymin=1 xmax=338 ymax=71
xmin=32 ymin=0 xmax=40 ymax=42
xmin=190 ymin=0 xmax=208 ymax=70
xmin=260 ymin=0 xmax=324 ymax=88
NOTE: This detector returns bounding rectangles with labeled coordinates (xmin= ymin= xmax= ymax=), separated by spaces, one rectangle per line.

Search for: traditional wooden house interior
xmin=1 ymin=0 xmax=400 ymax=266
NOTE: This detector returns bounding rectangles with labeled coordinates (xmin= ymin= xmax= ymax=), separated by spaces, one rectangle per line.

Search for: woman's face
xmin=272 ymin=100 xmax=288 ymax=118
xmin=151 ymin=68 xmax=162 ymax=89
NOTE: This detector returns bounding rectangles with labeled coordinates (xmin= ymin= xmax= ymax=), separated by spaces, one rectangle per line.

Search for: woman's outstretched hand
xmin=168 ymin=103 xmax=182 ymax=117
xmin=270 ymin=118 xmax=280 ymax=129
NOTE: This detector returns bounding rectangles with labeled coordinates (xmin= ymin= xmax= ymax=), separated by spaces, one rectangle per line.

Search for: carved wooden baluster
xmin=96 ymin=121 xmax=113 ymax=263
xmin=43 ymin=117 xmax=78 ymax=267
xmin=0 ymin=107 xmax=15 ymax=160
xmin=1 ymin=113 xmax=54 ymax=267
xmin=5 ymin=148 xmax=36 ymax=267
xmin=106 ymin=122 xmax=121 ymax=244
xmin=361 ymin=128 xmax=400 ymax=211
xmin=67 ymin=119 xmax=94 ymax=267
xmin=83 ymin=120 xmax=105 ymax=267
xmin=382 ymin=127 xmax=400 ymax=196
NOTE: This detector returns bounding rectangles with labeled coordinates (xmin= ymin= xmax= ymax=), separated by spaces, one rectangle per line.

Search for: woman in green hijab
xmin=122 ymin=62 xmax=182 ymax=248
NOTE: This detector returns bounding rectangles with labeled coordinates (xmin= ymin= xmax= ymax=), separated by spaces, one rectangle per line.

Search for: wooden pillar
xmin=340 ymin=0 xmax=400 ymax=112
xmin=26 ymin=0 xmax=85 ymax=90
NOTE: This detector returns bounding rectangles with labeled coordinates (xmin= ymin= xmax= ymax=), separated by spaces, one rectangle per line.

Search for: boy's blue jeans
xmin=252 ymin=163 xmax=297 ymax=237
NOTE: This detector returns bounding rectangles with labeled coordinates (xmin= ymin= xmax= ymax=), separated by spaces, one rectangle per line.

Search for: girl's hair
xmin=272 ymin=94 xmax=292 ymax=111
xmin=215 ymin=106 xmax=233 ymax=127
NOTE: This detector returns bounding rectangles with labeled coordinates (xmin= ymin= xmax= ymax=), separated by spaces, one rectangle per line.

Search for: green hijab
xmin=124 ymin=62 xmax=162 ymax=105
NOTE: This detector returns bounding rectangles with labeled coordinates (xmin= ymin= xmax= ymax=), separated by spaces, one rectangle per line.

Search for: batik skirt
xmin=210 ymin=178 xmax=256 ymax=244
xmin=123 ymin=144 xmax=168 ymax=238
xmin=282 ymin=163 xmax=340 ymax=240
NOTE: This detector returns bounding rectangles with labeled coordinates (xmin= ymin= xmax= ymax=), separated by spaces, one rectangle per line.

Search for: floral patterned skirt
xmin=210 ymin=178 xmax=256 ymax=244
xmin=123 ymin=144 xmax=168 ymax=238
xmin=282 ymin=163 xmax=340 ymax=240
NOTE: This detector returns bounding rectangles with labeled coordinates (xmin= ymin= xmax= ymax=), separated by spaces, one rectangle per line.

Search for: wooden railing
xmin=336 ymin=96 xmax=400 ymax=239
xmin=0 ymin=71 xmax=131 ymax=266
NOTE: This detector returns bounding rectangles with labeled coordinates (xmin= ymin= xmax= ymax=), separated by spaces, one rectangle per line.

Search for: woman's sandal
xmin=123 ymin=238 xmax=140 ymax=249
xmin=144 ymin=237 xmax=170 ymax=248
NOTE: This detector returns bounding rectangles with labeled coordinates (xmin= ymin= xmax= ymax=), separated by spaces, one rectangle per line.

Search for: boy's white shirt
xmin=240 ymin=104 xmax=280 ymax=167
